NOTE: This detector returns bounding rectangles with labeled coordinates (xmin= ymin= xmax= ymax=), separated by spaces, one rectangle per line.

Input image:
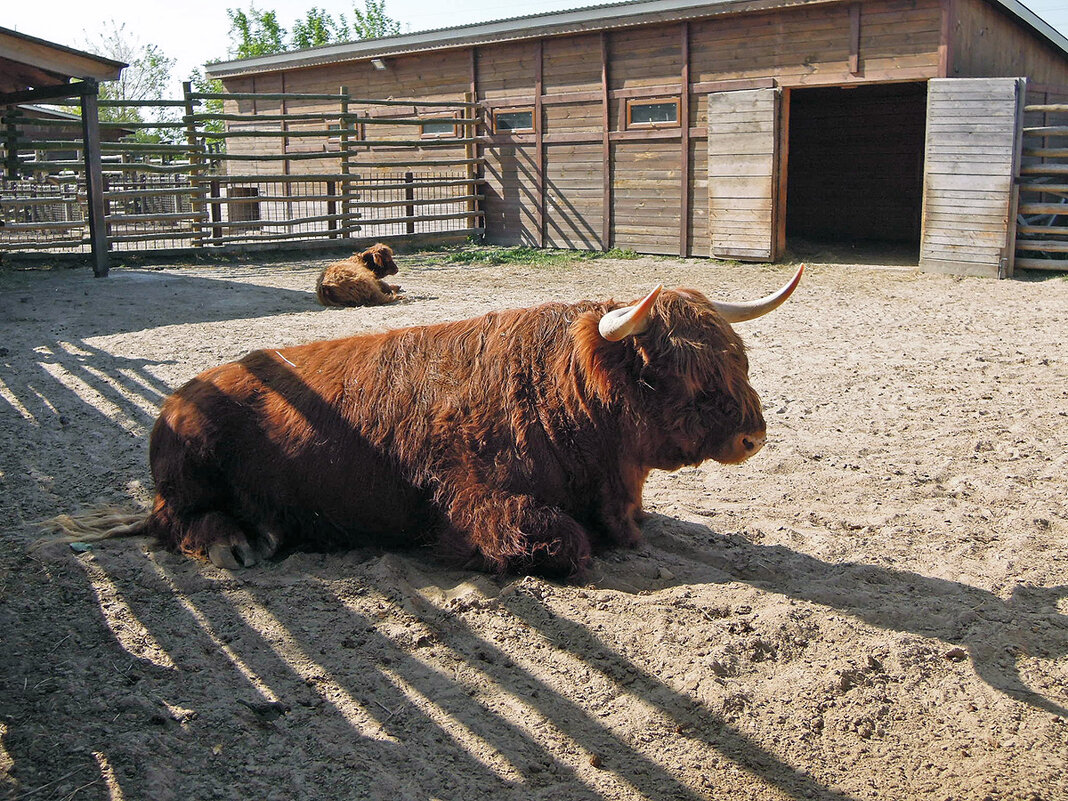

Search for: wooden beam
xmin=939 ymin=0 xmax=955 ymax=78
xmin=849 ymin=4 xmax=861 ymax=75
xmin=468 ymin=48 xmax=482 ymax=239
xmin=777 ymin=87 xmax=790 ymax=259
xmin=535 ymin=39 xmax=545 ymax=248
xmin=0 ymin=79 xmax=98 ymax=106
xmin=79 ymin=84 xmax=109 ymax=278
xmin=680 ymin=22 xmax=691 ymax=258
xmin=601 ymin=31 xmax=611 ymax=251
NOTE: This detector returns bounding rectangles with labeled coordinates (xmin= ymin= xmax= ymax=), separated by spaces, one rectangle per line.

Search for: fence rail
xmin=1 ymin=85 xmax=484 ymax=256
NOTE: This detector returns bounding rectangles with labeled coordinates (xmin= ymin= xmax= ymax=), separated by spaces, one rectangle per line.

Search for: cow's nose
xmin=737 ymin=431 xmax=766 ymax=460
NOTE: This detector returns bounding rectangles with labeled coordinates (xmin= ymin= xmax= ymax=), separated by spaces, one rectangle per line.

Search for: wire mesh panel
xmin=0 ymin=89 xmax=484 ymax=257
xmin=0 ymin=176 xmax=85 ymax=251
xmin=104 ymin=169 xmax=198 ymax=251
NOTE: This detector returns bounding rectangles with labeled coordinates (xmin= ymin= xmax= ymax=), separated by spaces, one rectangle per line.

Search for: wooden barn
xmin=205 ymin=0 xmax=1068 ymax=277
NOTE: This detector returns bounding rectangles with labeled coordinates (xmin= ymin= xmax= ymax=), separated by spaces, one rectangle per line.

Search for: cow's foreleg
xmin=585 ymin=467 xmax=649 ymax=548
xmin=440 ymin=487 xmax=592 ymax=578
xmin=150 ymin=500 xmax=281 ymax=569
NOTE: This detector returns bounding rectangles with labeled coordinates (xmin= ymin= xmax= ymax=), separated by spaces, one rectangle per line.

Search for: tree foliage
xmin=349 ymin=0 xmax=402 ymax=39
xmin=227 ymin=0 xmax=402 ymax=56
xmin=291 ymin=7 xmax=349 ymax=49
xmin=227 ymin=7 xmax=288 ymax=59
xmin=75 ymin=21 xmax=178 ymax=142
xmin=187 ymin=67 xmax=226 ymax=143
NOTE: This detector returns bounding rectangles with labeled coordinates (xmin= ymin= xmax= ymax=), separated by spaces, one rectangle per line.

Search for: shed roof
xmin=0 ymin=26 xmax=125 ymax=97
xmin=205 ymin=0 xmax=1068 ymax=79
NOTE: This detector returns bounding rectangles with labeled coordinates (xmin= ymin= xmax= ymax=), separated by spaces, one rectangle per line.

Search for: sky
xmin=7 ymin=0 xmax=1068 ymax=96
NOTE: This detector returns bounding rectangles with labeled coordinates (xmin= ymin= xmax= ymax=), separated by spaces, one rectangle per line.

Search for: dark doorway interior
xmin=786 ymin=82 xmax=927 ymax=257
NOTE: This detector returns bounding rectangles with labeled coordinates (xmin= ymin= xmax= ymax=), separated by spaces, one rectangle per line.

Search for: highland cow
xmin=53 ymin=267 xmax=802 ymax=577
xmin=315 ymin=242 xmax=401 ymax=306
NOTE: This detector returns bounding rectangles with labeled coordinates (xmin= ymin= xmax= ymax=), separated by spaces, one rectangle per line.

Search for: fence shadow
xmin=599 ymin=515 xmax=1068 ymax=718
xmin=11 ymin=540 xmax=860 ymax=801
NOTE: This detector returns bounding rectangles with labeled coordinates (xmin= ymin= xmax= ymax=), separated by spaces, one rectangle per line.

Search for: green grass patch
xmin=437 ymin=245 xmax=640 ymax=267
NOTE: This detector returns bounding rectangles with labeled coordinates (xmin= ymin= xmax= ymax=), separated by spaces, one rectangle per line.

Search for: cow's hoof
xmin=207 ymin=528 xmax=281 ymax=569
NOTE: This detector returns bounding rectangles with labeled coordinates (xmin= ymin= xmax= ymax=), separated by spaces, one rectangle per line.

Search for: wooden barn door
xmin=707 ymin=87 xmax=782 ymax=261
xmin=920 ymin=78 xmax=1026 ymax=278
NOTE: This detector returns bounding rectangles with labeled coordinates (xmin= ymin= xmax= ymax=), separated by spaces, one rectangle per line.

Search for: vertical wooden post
xmin=776 ymin=87 xmax=790 ymax=260
xmin=280 ymin=72 xmax=292 ymax=216
xmin=327 ymin=180 xmax=338 ymax=239
xmin=849 ymin=4 xmax=861 ymax=75
xmin=183 ymin=81 xmax=209 ymax=248
xmin=3 ymin=108 xmax=18 ymax=178
xmin=601 ymin=32 xmax=612 ymax=251
xmin=209 ymin=179 xmax=222 ymax=242
xmin=404 ymin=171 xmax=415 ymax=234
xmin=535 ymin=39 xmax=545 ymax=248
xmin=339 ymin=85 xmax=353 ymax=238
xmin=80 ymin=82 xmax=109 ymax=278
xmin=680 ymin=22 xmax=691 ymax=258
xmin=464 ymin=89 xmax=480 ymax=236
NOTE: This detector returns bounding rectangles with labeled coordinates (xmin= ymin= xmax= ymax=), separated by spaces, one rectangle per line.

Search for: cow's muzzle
xmin=718 ymin=430 xmax=766 ymax=464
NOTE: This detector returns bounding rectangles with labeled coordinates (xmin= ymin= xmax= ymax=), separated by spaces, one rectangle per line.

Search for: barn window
xmin=421 ymin=115 xmax=459 ymax=138
xmin=493 ymin=108 xmax=534 ymax=133
xmin=626 ymin=98 xmax=680 ymax=128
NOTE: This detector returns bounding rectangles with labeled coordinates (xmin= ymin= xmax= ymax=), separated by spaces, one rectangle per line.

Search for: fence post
xmin=80 ymin=83 xmax=110 ymax=278
xmin=464 ymin=91 xmax=481 ymax=236
xmin=3 ymin=109 xmax=18 ymax=179
xmin=183 ymin=81 xmax=209 ymax=248
xmin=339 ymin=86 xmax=353 ymax=239
xmin=404 ymin=171 xmax=415 ymax=234
xmin=209 ymin=179 xmax=222 ymax=242
xmin=327 ymin=180 xmax=338 ymax=239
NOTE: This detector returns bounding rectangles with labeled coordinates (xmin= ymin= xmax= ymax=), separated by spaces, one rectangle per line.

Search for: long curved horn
xmin=598 ymin=285 xmax=662 ymax=341
xmin=711 ymin=264 xmax=804 ymax=323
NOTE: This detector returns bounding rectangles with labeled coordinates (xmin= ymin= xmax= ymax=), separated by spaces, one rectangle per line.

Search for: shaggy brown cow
xmin=54 ymin=267 xmax=802 ymax=577
xmin=315 ymin=242 xmax=401 ymax=306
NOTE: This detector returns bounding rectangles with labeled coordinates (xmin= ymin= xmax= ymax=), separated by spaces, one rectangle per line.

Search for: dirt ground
xmin=1 ymin=247 xmax=1066 ymax=801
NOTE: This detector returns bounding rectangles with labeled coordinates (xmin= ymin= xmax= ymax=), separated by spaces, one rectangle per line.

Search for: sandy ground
xmin=1 ymin=247 xmax=1066 ymax=801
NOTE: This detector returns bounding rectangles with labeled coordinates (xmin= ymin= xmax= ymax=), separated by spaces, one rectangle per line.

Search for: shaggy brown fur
xmin=49 ymin=275 xmax=801 ymax=578
xmin=143 ymin=284 xmax=788 ymax=578
xmin=315 ymin=242 xmax=401 ymax=307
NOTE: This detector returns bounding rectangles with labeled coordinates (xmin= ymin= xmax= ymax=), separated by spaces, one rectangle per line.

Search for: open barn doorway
xmin=785 ymin=82 xmax=927 ymax=264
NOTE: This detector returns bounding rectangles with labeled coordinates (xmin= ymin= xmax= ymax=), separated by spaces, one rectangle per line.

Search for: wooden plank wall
xmin=951 ymin=0 xmax=1068 ymax=87
xmin=688 ymin=0 xmax=942 ymax=87
xmin=919 ymin=77 xmax=1025 ymax=277
xmin=708 ymin=88 xmax=780 ymax=260
xmin=216 ymin=0 xmax=1065 ymax=260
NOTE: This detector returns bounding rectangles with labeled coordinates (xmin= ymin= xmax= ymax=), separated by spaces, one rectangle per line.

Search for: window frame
xmin=420 ymin=113 xmax=460 ymax=140
xmin=492 ymin=107 xmax=535 ymax=134
xmin=625 ymin=97 xmax=682 ymax=130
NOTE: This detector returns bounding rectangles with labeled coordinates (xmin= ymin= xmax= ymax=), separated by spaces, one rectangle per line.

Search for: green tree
xmin=72 ymin=22 xmax=179 ymax=143
xmin=350 ymin=0 xmax=401 ymax=39
xmin=291 ymin=7 xmax=349 ymax=49
xmin=227 ymin=7 xmax=288 ymax=59
xmin=187 ymin=66 xmax=226 ymax=155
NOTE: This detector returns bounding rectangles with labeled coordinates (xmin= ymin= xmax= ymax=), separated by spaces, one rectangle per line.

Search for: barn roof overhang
xmin=0 ymin=25 xmax=125 ymax=103
xmin=204 ymin=0 xmax=1068 ymax=80
xmin=0 ymin=26 xmax=125 ymax=278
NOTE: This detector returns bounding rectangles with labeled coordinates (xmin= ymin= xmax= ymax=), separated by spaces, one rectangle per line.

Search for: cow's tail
xmin=33 ymin=506 xmax=151 ymax=550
